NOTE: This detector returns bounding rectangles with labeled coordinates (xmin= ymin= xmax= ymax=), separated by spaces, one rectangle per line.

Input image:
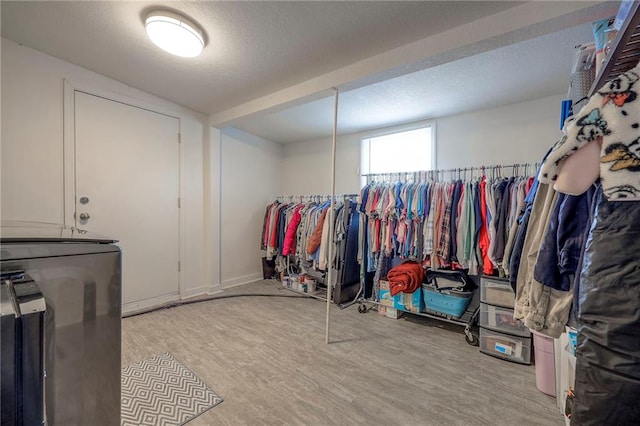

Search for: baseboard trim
xmin=181 ymin=284 xmax=220 ymax=299
xmin=221 ymin=273 xmax=263 ymax=289
xmin=122 ymin=292 xmax=180 ymax=316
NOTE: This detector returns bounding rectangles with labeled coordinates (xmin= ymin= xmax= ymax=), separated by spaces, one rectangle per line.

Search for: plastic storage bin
xmin=479 ymin=303 xmax=531 ymax=337
xmin=532 ymin=330 xmax=556 ymax=396
xmin=479 ymin=327 xmax=532 ymax=364
xmin=422 ymin=284 xmax=472 ymax=318
xmin=480 ymin=277 xmax=516 ymax=308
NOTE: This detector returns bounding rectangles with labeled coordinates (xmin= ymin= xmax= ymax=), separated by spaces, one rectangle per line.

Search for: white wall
xmin=281 ymin=94 xmax=565 ymax=194
xmin=435 ymin=94 xmax=564 ymax=169
xmin=220 ymin=128 xmax=283 ymax=287
xmin=1 ymin=38 xmax=213 ymax=297
xmin=281 ymin=134 xmax=361 ymax=196
xmin=0 ymin=36 xmax=567 ymax=299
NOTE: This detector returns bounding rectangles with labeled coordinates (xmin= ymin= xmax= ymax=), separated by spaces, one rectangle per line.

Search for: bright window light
xmin=361 ymin=126 xmax=434 ymax=179
xmin=145 ymin=10 xmax=205 ymax=58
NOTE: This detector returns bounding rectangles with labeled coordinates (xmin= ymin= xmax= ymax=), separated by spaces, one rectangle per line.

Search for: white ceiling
xmin=1 ymin=1 xmax=617 ymax=144
xmin=232 ymin=23 xmax=594 ymax=143
xmin=0 ymin=1 xmax=521 ymax=115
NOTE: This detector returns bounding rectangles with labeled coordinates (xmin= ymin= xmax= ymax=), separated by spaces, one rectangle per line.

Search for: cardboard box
xmin=378 ymin=280 xmax=397 ymax=307
xmin=400 ymin=288 xmax=424 ymax=313
xmin=378 ymin=305 xmax=403 ymax=319
xmin=378 ymin=280 xmax=423 ymax=313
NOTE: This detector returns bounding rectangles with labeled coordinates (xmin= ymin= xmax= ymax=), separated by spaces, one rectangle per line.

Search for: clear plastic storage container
xmin=479 ymin=303 xmax=531 ymax=337
xmin=480 ymin=277 xmax=516 ymax=308
xmin=479 ymin=327 xmax=532 ymax=365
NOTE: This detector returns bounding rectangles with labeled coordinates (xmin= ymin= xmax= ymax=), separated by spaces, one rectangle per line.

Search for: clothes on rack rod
xmin=478 ymin=177 xmax=492 ymax=275
xmin=532 ymin=63 xmax=640 ymax=423
xmin=343 ymin=205 xmax=361 ymax=285
xmin=306 ymin=208 xmax=327 ymax=254
xmin=508 ymin=169 xmax=543 ymax=291
xmin=502 ymin=179 xmax=527 ymax=278
xmin=282 ymin=205 xmax=303 ymax=255
xmin=502 ymin=145 xmax=598 ymax=339
xmin=513 ymin=180 xmax=562 ymax=333
xmin=533 ymin=187 xmax=596 ymax=292
xmin=357 ymin=173 xmax=536 ymax=277
xmin=261 ymin=197 xmax=359 ymax=275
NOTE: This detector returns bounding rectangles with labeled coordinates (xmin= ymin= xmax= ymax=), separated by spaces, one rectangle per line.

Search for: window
xmin=360 ymin=126 xmax=435 ymax=182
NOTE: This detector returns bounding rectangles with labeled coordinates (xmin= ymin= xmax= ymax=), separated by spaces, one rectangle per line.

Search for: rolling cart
xmin=357 ymin=288 xmax=481 ymax=346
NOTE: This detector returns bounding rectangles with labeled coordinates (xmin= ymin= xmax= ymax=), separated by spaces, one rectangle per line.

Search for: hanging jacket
xmin=539 ymin=64 xmax=640 ymax=201
xmin=572 ymin=185 xmax=640 ymax=425
xmin=282 ymin=205 xmax=303 ymax=256
xmin=261 ymin=203 xmax=274 ymax=251
xmin=306 ymin=208 xmax=328 ymax=254
xmin=478 ymin=177 xmax=493 ymax=275
xmin=449 ymin=180 xmax=463 ymax=264
xmin=533 ymin=187 xmax=595 ymax=291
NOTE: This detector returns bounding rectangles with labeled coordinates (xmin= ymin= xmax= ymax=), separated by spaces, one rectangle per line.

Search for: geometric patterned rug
xmin=121 ymin=353 xmax=223 ymax=426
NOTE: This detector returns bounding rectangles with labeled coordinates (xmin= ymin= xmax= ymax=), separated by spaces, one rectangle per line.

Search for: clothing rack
xmin=361 ymin=163 xmax=538 ymax=182
xmin=264 ymin=193 xmax=362 ymax=307
xmin=275 ymin=193 xmax=358 ymax=201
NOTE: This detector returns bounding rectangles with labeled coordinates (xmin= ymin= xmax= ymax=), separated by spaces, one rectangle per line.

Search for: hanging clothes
xmin=282 ymin=205 xmax=303 ymax=255
xmin=533 ymin=65 xmax=640 ymax=423
xmin=357 ymin=171 xmax=536 ymax=276
xmin=261 ymin=196 xmax=360 ymax=278
xmin=571 ymin=185 xmax=640 ymax=425
xmin=307 ymin=208 xmax=328 ymax=255
xmin=478 ymin=177 xmax=493 ymax=275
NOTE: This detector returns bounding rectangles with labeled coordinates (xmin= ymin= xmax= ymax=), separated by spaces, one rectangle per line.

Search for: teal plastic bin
xmin=422 ymin=284 xmax=472 ymax=318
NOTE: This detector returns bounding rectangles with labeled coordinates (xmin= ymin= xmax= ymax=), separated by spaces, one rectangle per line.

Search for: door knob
xmin=79 ymin=212 xmax=90 ymax=221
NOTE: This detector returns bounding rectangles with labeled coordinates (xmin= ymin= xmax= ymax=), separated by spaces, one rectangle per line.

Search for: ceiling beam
xmin=209 ymin=1 xmax=617 ymax=128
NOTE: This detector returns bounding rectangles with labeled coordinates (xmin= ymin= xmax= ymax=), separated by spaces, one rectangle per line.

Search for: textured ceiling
xmin=232 ymin=23 xmax=595 ymax=144
xmin=0 ymin=1 xmax=522 ymax=115
xmin=1 ymin=1 xmax=615 ymax=144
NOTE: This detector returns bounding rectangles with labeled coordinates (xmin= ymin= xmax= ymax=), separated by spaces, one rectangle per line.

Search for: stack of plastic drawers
xmin=479 ymin=276 xmax=532 ymax=364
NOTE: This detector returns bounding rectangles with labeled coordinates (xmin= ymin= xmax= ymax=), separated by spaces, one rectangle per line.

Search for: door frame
xmin=63 ymin=79 xmax=186 ymax=303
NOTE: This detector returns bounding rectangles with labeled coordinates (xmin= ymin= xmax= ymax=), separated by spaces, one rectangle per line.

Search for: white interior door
xmin=74 ymin=91 xmax=180 ymax=308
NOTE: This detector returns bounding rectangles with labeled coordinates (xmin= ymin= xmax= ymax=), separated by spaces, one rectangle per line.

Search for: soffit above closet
xmin=232 ymin=22 xmax=595 ymax=144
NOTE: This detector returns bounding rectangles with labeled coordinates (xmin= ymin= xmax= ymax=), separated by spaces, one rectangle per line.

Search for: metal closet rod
xmin=275 ymin=193 xmax=358 ymax=199
xmin=360 ymin=162 xmax=539 ymax=178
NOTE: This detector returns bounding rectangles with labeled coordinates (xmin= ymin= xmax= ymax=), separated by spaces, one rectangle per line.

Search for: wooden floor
xmin=122 ymin=280 xmax=563 ymax=426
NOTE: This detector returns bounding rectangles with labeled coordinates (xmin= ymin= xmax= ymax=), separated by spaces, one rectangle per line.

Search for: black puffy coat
xmin=572 ymin=186 xmax=640 ymax=425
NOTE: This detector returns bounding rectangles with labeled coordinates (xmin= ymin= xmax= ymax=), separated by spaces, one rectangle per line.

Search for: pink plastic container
xmin=532 ymin=330 xmax=556 ymax=396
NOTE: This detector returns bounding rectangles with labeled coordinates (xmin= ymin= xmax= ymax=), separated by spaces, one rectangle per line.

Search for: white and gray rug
xmin=121 ymin=352 xmax=223 ymax=426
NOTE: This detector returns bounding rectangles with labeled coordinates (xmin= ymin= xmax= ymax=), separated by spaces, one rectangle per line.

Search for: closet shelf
xmin=589 ymin=1 xmax=640 ymax=96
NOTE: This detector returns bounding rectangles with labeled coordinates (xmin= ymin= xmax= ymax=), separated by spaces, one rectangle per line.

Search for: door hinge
xmin=178 ymin=133 xmax=182 ymax=143
xmin=177 ymin=197 xmax=181 ymax=208
xmin=178 ymin=261 xmax=181 ymax=272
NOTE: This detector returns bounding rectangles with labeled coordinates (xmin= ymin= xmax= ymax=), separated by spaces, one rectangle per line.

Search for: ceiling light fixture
xmin=145 ymin=10 xmax=205 ymax=58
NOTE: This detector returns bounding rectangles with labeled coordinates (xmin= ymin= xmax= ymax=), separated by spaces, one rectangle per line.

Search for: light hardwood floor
xmin=122 ymin=280 xmax=563 ymax=426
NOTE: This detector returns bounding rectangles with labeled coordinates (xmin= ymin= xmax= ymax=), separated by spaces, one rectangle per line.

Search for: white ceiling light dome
xmin=145 ymin=10 xmax=205 ymax=58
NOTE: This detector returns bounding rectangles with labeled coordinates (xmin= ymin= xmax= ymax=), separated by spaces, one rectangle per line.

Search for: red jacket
xmin=479 ymin=177 xmax=493 ymax=275
xmin=283 ymin=205 xmax=303 ymax=255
